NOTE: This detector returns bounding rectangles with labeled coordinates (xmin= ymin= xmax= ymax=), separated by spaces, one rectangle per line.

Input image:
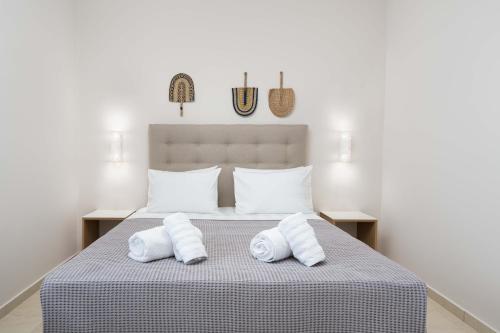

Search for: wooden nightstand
xmin=319 ymin=211 xmax=378 ymax=250
xmin=82 ymin=209 xmax=135 ymax=249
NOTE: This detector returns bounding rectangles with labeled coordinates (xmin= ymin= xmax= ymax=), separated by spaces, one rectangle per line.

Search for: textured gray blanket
xmin=41 ymin=218 xmax=426 ymax=333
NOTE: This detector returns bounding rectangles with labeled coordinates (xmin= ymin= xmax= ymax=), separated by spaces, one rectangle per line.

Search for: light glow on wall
xmin=104 ymin=106 xmax=132 ymax=132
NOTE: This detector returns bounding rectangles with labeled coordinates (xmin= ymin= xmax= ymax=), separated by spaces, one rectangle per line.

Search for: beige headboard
xmin=149 ymin=124 xmax=307 ymax=207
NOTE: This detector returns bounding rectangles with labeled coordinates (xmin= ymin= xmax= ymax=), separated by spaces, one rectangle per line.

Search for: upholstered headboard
xmin=149 ymin=124 xmax=307 ymax=207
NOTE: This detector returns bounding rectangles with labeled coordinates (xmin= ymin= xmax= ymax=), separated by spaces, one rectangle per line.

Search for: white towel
xmin=250 ymin=227 xmax=292 ymax=262
xmin=128 ymin=226 xmax=173 ymax=262
xmin=163 ymin=212 xmax=207 ymax=265
xmin=173 ymin=227 xmax=203 ymax=261
xmin=278 ymin=212 xmax=326 ymax=266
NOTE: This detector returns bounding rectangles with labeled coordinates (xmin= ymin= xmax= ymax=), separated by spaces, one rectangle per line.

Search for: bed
xmin=41 ymin=124 xmax=427 ymax=332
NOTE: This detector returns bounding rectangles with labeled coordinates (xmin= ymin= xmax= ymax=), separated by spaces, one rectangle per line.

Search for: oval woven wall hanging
xmin=169 ymin=73 xmax=195 ymax=117
xmin=232 ymin=72 xmax=258 ymax=117
xmin=268 ymin=71 xmax=295 ymax=117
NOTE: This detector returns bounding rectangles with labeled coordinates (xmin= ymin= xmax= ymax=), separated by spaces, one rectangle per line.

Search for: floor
xmin=0 ymin=291 xmax=479 ymax=333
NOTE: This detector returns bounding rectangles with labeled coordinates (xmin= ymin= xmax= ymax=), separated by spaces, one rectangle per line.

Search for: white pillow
xmin=146 ymin=167 xmax=221 ymax=213
xmin=234 ymin=166 xmax=313 ymax=214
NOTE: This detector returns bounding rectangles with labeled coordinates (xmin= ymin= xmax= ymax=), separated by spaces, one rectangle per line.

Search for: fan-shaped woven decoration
xmin=169 ymin=73 xmax=195 ymax=117
xmin=268 ymin=71 xmax=295 ymax=117
xmin=232 ymin=72 xmax=258 ymax=117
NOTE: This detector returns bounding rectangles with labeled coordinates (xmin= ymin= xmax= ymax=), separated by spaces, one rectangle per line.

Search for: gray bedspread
xmin=41 ymin=218 xmax=427 ymax=333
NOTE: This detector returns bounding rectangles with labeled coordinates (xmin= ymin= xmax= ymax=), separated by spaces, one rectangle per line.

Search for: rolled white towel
xmin=250 ymin=227 xmax=292 ymax=262
xmin=163 ymin=213 xmax=203 ymax=261
xmin=164 ymin=213 xmax=207 ymax=264
xmin=128 ymin=226 xmax=173 ymax=262
xmin=278 ymin=212 xmax=326 ymax=267
xmin=173 ymin=226 xmax=203 ymax=262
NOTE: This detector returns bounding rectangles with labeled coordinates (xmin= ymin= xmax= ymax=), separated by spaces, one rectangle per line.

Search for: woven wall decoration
xmin=268 ymin=71 xmax=295 ymax=117
xmin=169 ymin=73 xmax=195 ymax=117
xmin=232 ymin=72 xmax=258 ymax=117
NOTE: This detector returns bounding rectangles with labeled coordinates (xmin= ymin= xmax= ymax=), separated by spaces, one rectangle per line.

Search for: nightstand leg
xmin=357 ymin=222 xmax=378 ymax=250
xmin=82 ymin=219 xmax=99 ymax=249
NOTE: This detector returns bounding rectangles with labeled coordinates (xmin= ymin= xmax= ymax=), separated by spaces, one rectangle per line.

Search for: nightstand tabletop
xmin=83 ymin=209 xmax=136 ymax=220
xmin=320 ymin=211 xmax=377 ymax=222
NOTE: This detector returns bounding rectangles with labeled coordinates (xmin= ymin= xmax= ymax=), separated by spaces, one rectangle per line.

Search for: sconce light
xmin=339 ymin=132 xmax=351 ymax=162
xmin=110 ymin=131 xmax=123 ymax=162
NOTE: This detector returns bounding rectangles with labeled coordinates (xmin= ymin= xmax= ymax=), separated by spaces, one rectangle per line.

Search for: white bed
xmin=40 ymin=125 xmax=427 ymax=333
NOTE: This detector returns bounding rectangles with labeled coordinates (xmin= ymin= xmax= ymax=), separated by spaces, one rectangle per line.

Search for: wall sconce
xmin=110 ymin=131 xmax=123 ymax=163
xmin=339 ymin=132 xmax=351 ymax=162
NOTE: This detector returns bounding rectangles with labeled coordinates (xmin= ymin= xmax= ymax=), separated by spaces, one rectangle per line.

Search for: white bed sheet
xmin=129 ymin=207 xmax=321 ymax=221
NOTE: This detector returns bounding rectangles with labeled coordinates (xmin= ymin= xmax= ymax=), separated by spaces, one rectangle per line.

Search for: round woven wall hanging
xmin=169 ymin=73 xmax=195 ymax=117
xmin=232 ymin=72 xmax=258 ymax=117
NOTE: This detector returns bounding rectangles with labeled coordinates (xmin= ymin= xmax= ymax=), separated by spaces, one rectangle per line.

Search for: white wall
xmin=382 ymin=0 xmax=500 ymax=330
xmin=0 ymin=0 xmax=78 ymax=306
xmin=75 ymin=0 xmax=387 ymax=245
xmin=2 ymin=1 xmax=498 ymax=329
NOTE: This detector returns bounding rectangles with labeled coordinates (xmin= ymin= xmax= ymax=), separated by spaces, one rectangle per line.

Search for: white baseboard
xmin=0 ymin=252 xmax=78 ymax=320
xmin=428 ymin=286 xmax=497 ymax=333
